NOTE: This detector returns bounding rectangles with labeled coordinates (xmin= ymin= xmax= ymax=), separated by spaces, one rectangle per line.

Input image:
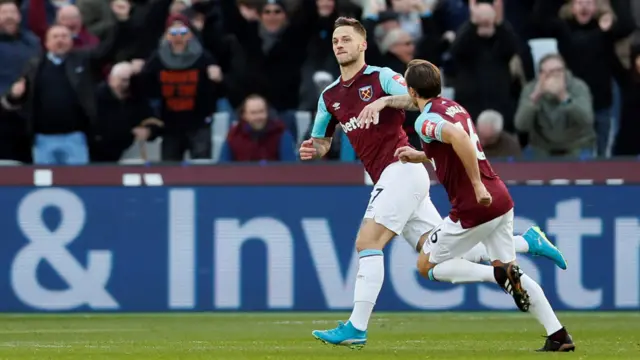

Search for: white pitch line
xmin=0 ymin=328 xmax=144 ymax=334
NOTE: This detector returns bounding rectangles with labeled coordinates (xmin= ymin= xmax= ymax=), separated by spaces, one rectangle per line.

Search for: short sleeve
xmin=415 ymin=112 xmax=446 ymax=143
xmin=378 ymin=67 xmax=408 ymax=96
xmin=311 ymin=94 xmax=337 ymax=138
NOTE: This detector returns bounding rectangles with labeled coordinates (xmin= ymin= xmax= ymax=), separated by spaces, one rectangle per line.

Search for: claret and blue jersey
xmin=413 ymin=97 xmax=514 ymax=228
xmin=310 ymin=65 xmax=411 ymax=183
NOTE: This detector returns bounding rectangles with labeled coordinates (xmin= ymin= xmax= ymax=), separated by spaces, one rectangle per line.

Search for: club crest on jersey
xmin=359 ymin=85 xmax=373 ymax=102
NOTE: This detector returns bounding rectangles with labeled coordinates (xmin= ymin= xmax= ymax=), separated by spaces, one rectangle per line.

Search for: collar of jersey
xmin=341 ymin=64 xmax=368 ymax=87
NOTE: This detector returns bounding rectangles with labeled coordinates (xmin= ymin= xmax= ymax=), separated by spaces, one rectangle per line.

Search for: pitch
xmin=0 ymin=312 xmax=636 ymax=359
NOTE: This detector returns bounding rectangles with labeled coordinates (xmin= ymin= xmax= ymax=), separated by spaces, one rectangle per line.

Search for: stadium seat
xmin=528 ymin=38 xmax=559 ymax=74
xmin=212 ymin=112 xmax=230 ymax=162
xmin=0 ymin=160 xmax=23 ymax=166
xmin=118 ymin=158 xmax=147 ymax=165
xmin=295 ymin=111 xmax=312 ymax=145
xmin=119 ymin=137 xmax=162 ymax=163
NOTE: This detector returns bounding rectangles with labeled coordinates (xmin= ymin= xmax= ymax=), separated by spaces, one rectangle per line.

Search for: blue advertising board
xmin=0 ymin=185 xmax=638 ymax=312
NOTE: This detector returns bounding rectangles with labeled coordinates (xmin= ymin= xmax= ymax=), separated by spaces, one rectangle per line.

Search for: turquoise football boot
xmin=522 ymin=226 xmax=568 ymax=270
xmin=312 ymin=321 xmax=367 ymax=348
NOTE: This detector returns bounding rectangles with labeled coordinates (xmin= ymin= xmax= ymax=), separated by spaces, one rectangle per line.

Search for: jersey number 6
xmin=455 ymin=118 xmax=487 ymax=161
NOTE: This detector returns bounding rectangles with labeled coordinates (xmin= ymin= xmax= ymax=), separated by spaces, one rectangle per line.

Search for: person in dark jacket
xmin=133 ymin=14 xmax=223 ymax=161
xmin=450 ymin=0 xmax=519 ymax=130
xmin=219 ymin=94 xmax=296 ymax=162
xmin=613 ymin=44 xmax=640 ymax=156
xmin=219 ymin=0 xmax=319 ymax=117
xmin=91 ymin=62 xmax=162 ymax=162
xmin=0 ymin=0 xmax=40 ymax=162
xmin=0 ymin=7 xmax=127 ymax=165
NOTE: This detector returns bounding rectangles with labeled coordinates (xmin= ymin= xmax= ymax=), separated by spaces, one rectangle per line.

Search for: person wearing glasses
xmin=132 ymin=14 xmax=224 ymax=161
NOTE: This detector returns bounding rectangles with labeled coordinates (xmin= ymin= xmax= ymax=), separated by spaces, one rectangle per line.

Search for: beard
xmin=336 ymin=53 xmax=358 ymax=67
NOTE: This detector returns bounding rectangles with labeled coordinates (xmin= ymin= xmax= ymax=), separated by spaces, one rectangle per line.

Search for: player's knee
xmin=491 ymin=260 xmax=511 ymax=267
xmin=416 ymin=253 xmax=435 ymax=279
xmin=355 ymin=219 xmax=394 ymax=252
xmin=415 ymin=232 xmax=430 ymax=253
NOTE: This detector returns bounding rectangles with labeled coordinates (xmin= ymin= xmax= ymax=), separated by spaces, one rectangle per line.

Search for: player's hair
xmin=333 ymin=17 xmax=367 ymax=38
xmin=405 ymin=59 xmax=441 ymax=100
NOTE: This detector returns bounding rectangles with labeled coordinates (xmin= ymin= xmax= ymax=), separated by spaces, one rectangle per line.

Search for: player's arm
xmin=415 ymin=113 xmax=482 ymax=186
xmin=300 ymin=95 xmax=335 ymax=160
xmin=381 ymin=95 xmax=419 ymax=111
xmin=378 ymin=68 xmax=419 ymax=111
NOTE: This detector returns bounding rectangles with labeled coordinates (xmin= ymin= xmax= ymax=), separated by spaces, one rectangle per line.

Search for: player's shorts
xmin=424 ymin=208 xmax=516 ymax=264
xmin=364 ymin=161 xmax=442 ymax=250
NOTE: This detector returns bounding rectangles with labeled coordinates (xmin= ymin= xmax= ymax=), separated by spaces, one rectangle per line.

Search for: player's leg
xmin=415 ymin=217 xmax=502 ymax=285
xmin=484 ymin=210 xmax=575 ymax=352
xmin=312 ymin=162 xmax=429 ymax=347
xmin=415 ymin=227 xmax=567 ymax=269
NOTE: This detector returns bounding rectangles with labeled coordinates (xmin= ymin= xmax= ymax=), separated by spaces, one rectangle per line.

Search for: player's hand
xmin=473 ymin=182 xmax=492 ymax=207
xmin=299 ymin=139 xmax=317 ymax=160
xmin=357 ymin=99 xmax=385 ymax=129
xmin=394 ymin=146 xmax=426 ymax=163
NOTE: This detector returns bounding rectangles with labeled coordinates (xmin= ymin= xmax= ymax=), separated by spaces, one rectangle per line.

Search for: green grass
xmin=0 ymin=312 xmax=637 ymax=359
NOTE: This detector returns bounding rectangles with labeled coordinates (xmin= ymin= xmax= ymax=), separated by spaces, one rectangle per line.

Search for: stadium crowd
xmin=0 ymin=0 xmax=639 ymax=164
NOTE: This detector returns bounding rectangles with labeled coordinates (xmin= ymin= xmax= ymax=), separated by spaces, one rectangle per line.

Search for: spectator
xmin=476 ymin=109 xmax=521 ymax=159
xmin=76 ymin=0 xmax=115 ymax=40
xmin=514 ymin=54 xmax=595 ymax=159
xmin=21 ymin=0 xmax=70 ymax=34
xmin=0 ymin=0 xmax=39 ymax=163
xmin=220 ymin=94 xmax=296 ymax=162
xmin=388 ymin=0 xmax=424 ymax=40
xmin=219 ymin=0 xmax=321 ymax=138
xmin=0 ymin=0 xmax=39 ymax=95
xmin=56 ymin=5 xmax=99 ymax=49
xmin=91 ymin=62 xmax=162 ymax=162
xmin=298 ymin=0 xmax=339 ymax=111
xmin=450 ymin=0 xmax=519 ymax=130
xmin=613 ymin=44 xmax=640 ymax=156
xmin=534 ymin=0 xmax=635 ymax=156
xmin=133 ymin=14 xmax=223 ymax=161
xmin=0 ymin=4 xmax=128 ymax=165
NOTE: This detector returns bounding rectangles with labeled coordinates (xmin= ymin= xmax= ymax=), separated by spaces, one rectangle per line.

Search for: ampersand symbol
xmin=11 ymin=189 xmax=119 ymax=310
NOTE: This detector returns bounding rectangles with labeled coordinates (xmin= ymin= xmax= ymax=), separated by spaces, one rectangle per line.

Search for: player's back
xmin=312 ymin=65 xmax=411 ymax=183
xmin=417 ymin=97 xmax=513 ymax=228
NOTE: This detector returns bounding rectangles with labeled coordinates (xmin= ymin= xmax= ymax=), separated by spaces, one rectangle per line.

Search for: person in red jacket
xmin=220 ymin=94 xmax=297 ymax=162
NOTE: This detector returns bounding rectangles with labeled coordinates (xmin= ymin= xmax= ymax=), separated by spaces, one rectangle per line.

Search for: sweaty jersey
xmin=311 ymin=65 xmax=411 ymax=183
xmin=415 ymin=97 xmax=514 ymax=228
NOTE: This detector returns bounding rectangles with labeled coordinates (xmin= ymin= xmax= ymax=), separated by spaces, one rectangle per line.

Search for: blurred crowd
xmin=0 ymin=0 xmax=639 ymax=164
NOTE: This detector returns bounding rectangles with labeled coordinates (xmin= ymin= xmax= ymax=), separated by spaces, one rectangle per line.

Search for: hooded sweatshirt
xmin=136 ymin=36 xmax=219 ymax=129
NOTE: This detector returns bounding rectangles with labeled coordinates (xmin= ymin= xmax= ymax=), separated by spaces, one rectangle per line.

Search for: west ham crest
xmin=359 ymin=85 xmax=373 ymax=102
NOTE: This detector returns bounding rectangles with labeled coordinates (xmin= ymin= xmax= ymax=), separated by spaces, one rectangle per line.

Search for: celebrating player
xmin=359 ymin=59 xmax=575 ymax=352
xmin=300 ymin=17 xmax=568 ymax=349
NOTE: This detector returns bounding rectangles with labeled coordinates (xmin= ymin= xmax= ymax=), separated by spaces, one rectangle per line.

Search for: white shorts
xmin=425 ymin=209 xmax=516 ymax=264
xmin=364 ymin=161 xmax=442 ymax=250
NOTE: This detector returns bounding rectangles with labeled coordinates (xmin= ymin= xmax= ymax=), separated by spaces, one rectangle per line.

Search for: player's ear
xmin=360 ymin=41 xmax=367 ymax=52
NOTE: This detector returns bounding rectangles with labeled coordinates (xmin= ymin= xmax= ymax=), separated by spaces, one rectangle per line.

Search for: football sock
xmin=348 ymin=249 xmax=384 ymax=331
xmin=429 ymin=258 xmax=497 ymax=284
xmin=513 ymin=235 xmax=530 ymax=253
xmin=520 ymin=274 xmax=563 ymax=335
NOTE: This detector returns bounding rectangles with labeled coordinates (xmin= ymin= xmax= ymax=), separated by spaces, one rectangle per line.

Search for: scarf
xmin=157 ymin=37 xmax=203 ymax=70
